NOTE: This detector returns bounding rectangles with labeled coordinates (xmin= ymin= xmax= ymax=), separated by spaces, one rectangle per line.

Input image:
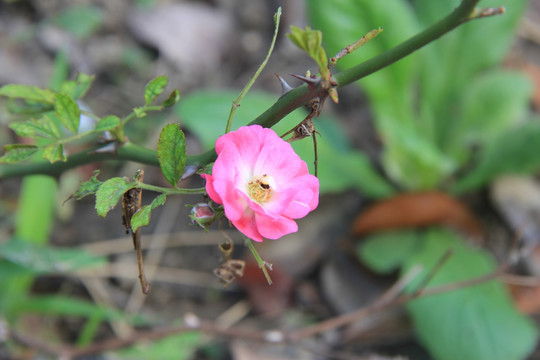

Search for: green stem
xmin=0 ymin=142 xmax=217 ymax=179
xmin=0 ymin=0 xmax=485 ymax=179
xmin=137 ymin=182 xmax=206 ymax=195
xmin=224 ymin=7 xmax=282 ymax=134
xmin=332 ymin=0 xmax=479 ymax=87
xmin=244 ymin=237 xmax=272 ymax=285
xmin=80 ymin=110 xmax=101 ymax=122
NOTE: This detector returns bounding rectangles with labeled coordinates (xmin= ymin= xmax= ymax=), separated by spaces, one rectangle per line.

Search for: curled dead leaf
xmin=352 ymin=192 xmax=483 ymax=241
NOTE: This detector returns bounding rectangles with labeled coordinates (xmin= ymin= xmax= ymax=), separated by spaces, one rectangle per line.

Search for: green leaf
xmin=451 ymin=121 xmax=540 ymax=193
xmin=415 ymin=0 xmax=527 ymax=94
xmin=0 ymin=144 xmax=38 ymax=163
xmin=296 ymin=120 xmax=394 ymax=196
xmin=117 ymin=331 xmax=201 ymax=360
xmin=0 ymin=261 xmax=34 ymax=282
xmin=144 ymin=75 xmax=168 ymax=105
xmin=379 ymin=112 xmax=454 ymax=190
xmin=308 ymin=0 xmax=419 ymax=114
xmin=55 ymin=93 xmax=80 ymax=133
xmin=7 ymin=100 xmax=53 ymax=115
xmin=9 ymin=116 xmax=61 ymax=139
xmin=66 ymin=170 xmax=103 ymax=202
xmin=13 ymin=295 xmax=130 ymax=322
xmin=0 ymin=238 xmax=105 ymax=273
xmin=157 ymin=123 xmax=186 ymax=187
xmin=59 ymin=73 xmax=95 ymax=99
xmin=177 ymin=89 xmax=394 ymax=196
xmin=162 ymin=89 xmax=180 ymax=107
xmin=287 ymin=26 xmax=329 ymax=78
xmin=357 ymin=230 xmax=421 ymax=274
xmin=0 ymin=84 xmax=55 ymax=104
xmin=50 ymin=5 xmax=104 ymax=39
xmin=42 ymin=143 xmax=66 ymax=163
xmin=95 ymin=115 xmax=120 ymax=132
xmin=449 ymin=70 xmax=532 ymax=161
xmin=403 ymin=229 xmax=537 ymax=360
xmin=131 ymin=194 xmax=167 ymax=232
xmin=95 ymin=177 xmax=135 ymax=218
xmin=413 ymin=0 xmax=528 ymax=147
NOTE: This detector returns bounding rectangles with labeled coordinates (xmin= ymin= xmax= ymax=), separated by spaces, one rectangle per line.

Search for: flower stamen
xmin=248 ymin=174 xmax=273 ymax=204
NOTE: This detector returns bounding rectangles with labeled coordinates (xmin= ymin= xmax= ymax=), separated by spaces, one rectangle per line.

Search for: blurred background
xmin=1 ymin=0 xmax=540 ymax=359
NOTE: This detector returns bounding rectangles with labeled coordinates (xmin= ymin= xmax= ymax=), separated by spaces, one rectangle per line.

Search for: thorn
xmin=289 ymin=73 xmax=320 ymax=89
xmin=275 ymin=73 xmax=294 ymax=96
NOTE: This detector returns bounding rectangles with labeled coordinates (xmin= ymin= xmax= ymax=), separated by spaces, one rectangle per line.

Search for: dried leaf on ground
xmin=352 ymin=192 xmax=483 ymax=240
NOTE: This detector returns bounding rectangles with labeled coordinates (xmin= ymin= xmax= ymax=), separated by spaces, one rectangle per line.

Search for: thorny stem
xmin=0 ymin=142 xmax=215 ymax=179
xmin=136 ymin=182 xmax=206 ymax=195
xmin=0 ymin=0 xmax=499 ymax=179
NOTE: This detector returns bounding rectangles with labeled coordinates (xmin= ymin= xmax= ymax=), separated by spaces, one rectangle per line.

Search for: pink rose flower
xmin=201 ymin=125 xmax=319 ymax=242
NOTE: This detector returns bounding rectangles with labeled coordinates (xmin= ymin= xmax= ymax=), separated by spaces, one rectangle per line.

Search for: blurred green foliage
xmin=308 ymin=0 xmax=539 ymax=358
xmin=309 ymin=0 xmax=536 ymax=192
xmin=359 ymin=229 xmax=538 ymax=360
xmin=176 ymin=90 xmax=394 ymax=196
xmin=49 ymin=5 xmax=104 ymax=40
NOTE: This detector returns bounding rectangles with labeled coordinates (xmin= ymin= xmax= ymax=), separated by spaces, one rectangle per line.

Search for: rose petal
xmin=282 ymin=174 xmax=319 ymax=218
xmin=204 ymin=125 xmax=319 ymax=242
xmin=201 ymin=173 xmax=222 ymax=204
xmin=254 ymin=143 xmax=305 ymax=185
xmin=216 ymin=125 xmax=263 ymax=170
xmin=255 ymin=213 xmax=298 ymax=239
xmin=233 ymin=208 xmax=263 ymax=242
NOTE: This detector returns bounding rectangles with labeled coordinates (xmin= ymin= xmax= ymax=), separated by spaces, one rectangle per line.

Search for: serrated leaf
xmin=0 ymin=144 xmax=39 ymax=163
xmin=66 ymin=170 xmax=102 ymax=202
xmin=95 ymin=177 xmax=135 ymax=218
xmin=357 ymin=230 xmax=420 ymax=274
xmin=55 ymin=93 xmax=80 ymax=133
xmin=157 ymin=123 xmax=186 ymax=187
xmin=42 ymin=143 xmax=66 ymax=163
xmin=131 ymin=194 xmax=167 ymax=232
xmin=59 ymin=73 xmax=95 ymax=100
xmin=144 ymin=75 xmax=168 ymax=105
xmin=9 ymin=116 xmax=60 ymax=139
xmin=162 ymin=89 xmax=180 ymax=107
xmin=7 ymin=100 xmax=53 ymax=115
xmin=95 ymin=115 xmax=120 ymax=132
xmin=451 ymin=122 xmax=540 ymax=194
xmin=287 ymin=26 xmax=328 ymax=76
xmin=0 ymin=84 xmax=55 ymax=104
xmin=403 ymin=229 xmax=537 ymax=360
xmin=287 ymin=25 xmax=307 ymax=50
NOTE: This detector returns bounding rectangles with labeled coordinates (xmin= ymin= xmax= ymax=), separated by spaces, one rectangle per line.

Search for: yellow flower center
xmin=248 ymin=174 xmax=273 ymax=204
